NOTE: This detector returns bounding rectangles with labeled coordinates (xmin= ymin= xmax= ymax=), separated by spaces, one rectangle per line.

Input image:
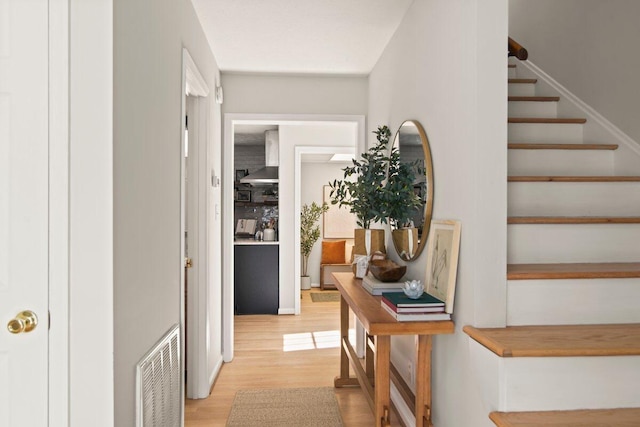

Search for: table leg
xmin=366 ymin=333 xmax=375 ymax=384
xmin=375 ymin=335 xmax=391 ymax=426
xmin=415 ymin=335 xmax=432 ymax=427
xmin=334 ymin=295 xmax=350 ymax=385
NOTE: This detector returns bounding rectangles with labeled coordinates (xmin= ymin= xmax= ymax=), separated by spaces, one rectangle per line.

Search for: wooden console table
xmin=332 ymin=272 xmax=454 ymax=427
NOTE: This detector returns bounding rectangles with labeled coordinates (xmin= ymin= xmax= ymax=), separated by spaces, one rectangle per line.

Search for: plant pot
xmin=353 ymin=228 xmax=385 ymax=257
xmin=300 ymin=276 xmax=311 ymax=290
xmin=392 ymin=227 xmax=419 ymax=260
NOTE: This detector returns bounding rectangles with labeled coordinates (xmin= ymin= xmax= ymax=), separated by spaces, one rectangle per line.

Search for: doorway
xmin=222 ymin=114 xmax=365 ymax=361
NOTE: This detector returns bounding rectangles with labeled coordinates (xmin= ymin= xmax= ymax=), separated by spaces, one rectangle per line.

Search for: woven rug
xmin=310 ymin=292 xmax=340 ymax=302
xmin=226 ymin=387 xmax=344 ymax=427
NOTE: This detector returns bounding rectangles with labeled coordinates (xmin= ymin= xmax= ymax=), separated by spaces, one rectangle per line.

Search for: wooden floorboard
xmin=507 ymin=262 xmax=640 ymax=280
xmin=184 ymin=290 xmax=403 ymax=426
xmin=463 ymin=324 xmax=640 ymax=357
xmin=489 ymin=408 xmax=640 ymax=427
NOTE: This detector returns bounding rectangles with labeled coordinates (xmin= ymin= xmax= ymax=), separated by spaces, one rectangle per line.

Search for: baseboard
xmin=208 ymin=356 xmax=223 ymax=394
xmin=278 ymin=308 xmax=295 ymax=315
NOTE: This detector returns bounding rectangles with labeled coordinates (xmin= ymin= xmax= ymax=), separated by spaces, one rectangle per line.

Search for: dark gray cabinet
xmin=234 ymin=244 xmax=279 ymax=314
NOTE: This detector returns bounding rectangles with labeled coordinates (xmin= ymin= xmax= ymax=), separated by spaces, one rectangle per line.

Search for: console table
xmin=332 ymin=272 xmax=454 ymax=427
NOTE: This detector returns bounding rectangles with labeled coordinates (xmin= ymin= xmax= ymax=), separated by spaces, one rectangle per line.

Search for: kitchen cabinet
xmin=234 ymin=243 xmax=279 ymax=314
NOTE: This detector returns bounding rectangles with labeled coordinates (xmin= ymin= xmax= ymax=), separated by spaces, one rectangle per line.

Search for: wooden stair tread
xmin=508 ymin=262 xmax=640 ymax=280
xmin=508 ymin=143 xmax=618 ymax=150
xmin=509 ymin=78 xmax=537 ymax=84
xmin=490 ymin=408 xmax=640 ymax=427
xmin=463 ymin=324 xmax=640 ymax=357
xmin=509 ymin=117 xmax=587 ymax=124
xmin=508 ymin=64 xmax=516 ymax=68
xmin=508 ymin=176 xmax=640 ymax=182
xmin=508 ymin=96 xmax=560 ymax=102
xmin=508 ymin=216 xmax=640 ymax=224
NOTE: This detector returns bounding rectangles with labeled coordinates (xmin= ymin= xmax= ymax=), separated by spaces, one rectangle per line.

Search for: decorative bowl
xmin=368 ymin=259 xmax=407 ymax=282
xmin=403 ymin=280 xmax=424 ymax=299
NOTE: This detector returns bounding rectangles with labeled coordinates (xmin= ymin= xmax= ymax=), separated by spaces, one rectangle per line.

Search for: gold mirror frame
xmin=390 ymin=120 xmax=434 ymax=261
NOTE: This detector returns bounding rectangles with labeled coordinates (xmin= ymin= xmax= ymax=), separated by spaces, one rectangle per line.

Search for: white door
xmin=0 ymin=0 xmax=50 ymax=425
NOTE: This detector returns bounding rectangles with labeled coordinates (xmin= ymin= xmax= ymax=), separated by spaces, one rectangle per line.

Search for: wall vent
xmin=136 ymin=324 xmax=181 ymax=427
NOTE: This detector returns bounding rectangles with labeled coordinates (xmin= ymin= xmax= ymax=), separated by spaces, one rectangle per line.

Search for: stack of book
xmin=381 ymin=292 xmax=450 ymax=321
xmin=362 ymin=274 xmax=406 ymax=295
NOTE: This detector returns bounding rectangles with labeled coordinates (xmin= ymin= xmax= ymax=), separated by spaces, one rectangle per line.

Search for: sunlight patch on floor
xmin=282 ymin=329 xmax=356 ymax=352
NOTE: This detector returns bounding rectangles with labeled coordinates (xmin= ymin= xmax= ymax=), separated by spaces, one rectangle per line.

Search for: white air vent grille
xmin=136 ymin=324 xmax=181 ymax=427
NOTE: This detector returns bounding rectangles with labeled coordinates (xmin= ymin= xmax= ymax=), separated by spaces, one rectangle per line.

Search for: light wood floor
xmin=184 ymin=290 xmax=403 ymax=426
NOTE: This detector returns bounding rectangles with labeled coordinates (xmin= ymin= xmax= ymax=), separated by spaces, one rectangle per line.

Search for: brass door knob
xmin=7 ymin=310 xmax=38 ymax=334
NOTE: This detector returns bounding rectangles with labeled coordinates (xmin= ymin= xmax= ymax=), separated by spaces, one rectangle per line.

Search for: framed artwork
xmin=424 ymin=220 xmax=461 ymax=314
xmin=235 ymin=189 xmax=251 ymax=202
xmin=322 ymin=185 xmax=356 ymax=239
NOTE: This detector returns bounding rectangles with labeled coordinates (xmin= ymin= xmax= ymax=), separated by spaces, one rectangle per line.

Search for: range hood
xmin=240 ymin=129 xmax=279 ymax=185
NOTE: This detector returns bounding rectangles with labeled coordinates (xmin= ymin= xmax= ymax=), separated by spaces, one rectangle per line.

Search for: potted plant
xmin=386 ymin=141 xmax=423 ymax=259
xmin=329 ymin=126 xmax=393 ymax=276
xmin=300 ymin=202 xmax=329 ymax=290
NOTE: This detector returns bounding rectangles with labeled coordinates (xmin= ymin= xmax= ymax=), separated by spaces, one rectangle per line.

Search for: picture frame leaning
xmin=424 ymin=219 xmax=461 ymax=314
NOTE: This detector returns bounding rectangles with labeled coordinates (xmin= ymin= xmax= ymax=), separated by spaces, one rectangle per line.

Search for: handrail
xmin=508 ymin=37 xmax=528 ymax=60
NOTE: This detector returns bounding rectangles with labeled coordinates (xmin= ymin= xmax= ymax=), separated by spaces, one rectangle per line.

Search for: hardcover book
xmin=381 ymin=303 xmax=451 ymax=321
xmin=381 ymin=298 xmax=445 ymax=313
xmin=381 ymin=291 xmax=445 ymax=308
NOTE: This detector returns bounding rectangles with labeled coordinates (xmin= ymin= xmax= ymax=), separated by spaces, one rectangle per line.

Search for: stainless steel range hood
xmin=240 ymin=129 xmax=279 ymax=185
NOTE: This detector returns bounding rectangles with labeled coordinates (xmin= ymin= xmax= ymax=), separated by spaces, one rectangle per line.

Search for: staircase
xmin=464 ymin=58 xmax=640 ymax=425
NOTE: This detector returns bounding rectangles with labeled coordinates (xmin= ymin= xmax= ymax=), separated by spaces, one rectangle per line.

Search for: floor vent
xmin=136 ymin=324 xmax=181 ymax=427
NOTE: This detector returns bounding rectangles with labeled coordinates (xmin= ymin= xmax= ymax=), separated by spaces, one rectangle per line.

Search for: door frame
xmin=222 ymin=113 xmax=365 ymax=361
xmin=180 ymin=48 xmax=212 ymax=400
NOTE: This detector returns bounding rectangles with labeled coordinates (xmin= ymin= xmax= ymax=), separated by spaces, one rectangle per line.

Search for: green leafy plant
xmin=329 ymin=126 xmax=390 ymax=228
xmin=384 ymin=142 xmax=422 ymax=228
xmin=300 ymin=202 xmax=329 ymax=277
xmin=329 ymin=125 xmax=421 ymax=229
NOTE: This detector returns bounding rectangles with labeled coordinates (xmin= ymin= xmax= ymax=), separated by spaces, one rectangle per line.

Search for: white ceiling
xmin=191 ymin=0 xmax=413 ymax=75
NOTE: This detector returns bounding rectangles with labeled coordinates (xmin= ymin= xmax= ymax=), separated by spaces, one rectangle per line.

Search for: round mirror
xmin=390 ymin=120 xmax=434 ymax=261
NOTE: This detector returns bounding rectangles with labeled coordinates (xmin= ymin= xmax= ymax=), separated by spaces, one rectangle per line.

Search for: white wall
xmin=113 ymin=0 xmax=222 ymax=424
xmin=69 ymin=0 xmax=113 ymax=424
xmin=300 ymin=162 xmax=353 ymax=285
xmin=368 ymin=0 xmax=507 ymax=425
xmin=509 ymin=0 xmax=640 ymax=145
xmin=221 ymin=74 xmax=368 ymax=116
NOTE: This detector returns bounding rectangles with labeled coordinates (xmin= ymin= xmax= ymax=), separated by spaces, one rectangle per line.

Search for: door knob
xmin=6 ymin=310 xmax=38 ymax=334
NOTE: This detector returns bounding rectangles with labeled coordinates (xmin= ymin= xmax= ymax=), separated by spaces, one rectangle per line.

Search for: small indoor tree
xmin=300 ymin=202 xmax=329 ymax=289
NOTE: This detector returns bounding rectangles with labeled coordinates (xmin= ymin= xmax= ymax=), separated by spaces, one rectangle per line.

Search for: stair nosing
xmin=508 ymin=176 xmax=640 ymax=182
xmin=508 ymin=143 xmax=618 ymax=150
xmin=489 ymin=408 xmax=640 ymax=427
xmin=508 ymin=96 xmax=560 ymax=102
xmin=507 ymin=262 xmax=640 ymax=280
xmin=508 ymin=117 xmax=587 ymax=124
xmin=464 ymin=324 xmax=640 ymax=358
xmin=508 ymin=216 xmax=640 ymax=224
xmin=508 ymin=78 xmax=537 ymax=84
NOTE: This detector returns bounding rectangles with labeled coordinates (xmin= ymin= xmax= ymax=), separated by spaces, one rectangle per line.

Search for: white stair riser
xmin=508 ymin=67 xmax=517 ymax=79
xmin=509 ymin=101 xmax=558 ymax=118
xmin=509 ymin=123 xmax=584 ymax=143
xmin=503 ymin=355 xmax=640 ymax=411
xmin=508 ymin=182 xmax=640 ymax=216
xmin=507 ymin=278 xmax=640 ymax=325
xmin=469 ymin=340 xmax=640 ymax=412
xmin=508 ymin=149 xmax=613 ymax=176
xmin=508 ymin=83 xmax=536 ymax=97
xmin=507 ymin=223 xmax=640 ymax=263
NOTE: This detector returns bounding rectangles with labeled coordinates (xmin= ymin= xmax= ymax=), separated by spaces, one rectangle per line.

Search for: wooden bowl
xmin=368 ymin=259 xmax=407 ymax=282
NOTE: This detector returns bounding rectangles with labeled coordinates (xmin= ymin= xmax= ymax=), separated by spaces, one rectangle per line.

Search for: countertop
xmin=234 ymin=238 xmax=279 ymax=246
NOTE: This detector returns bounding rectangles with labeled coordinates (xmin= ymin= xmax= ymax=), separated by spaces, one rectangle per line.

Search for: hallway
xmin=185 ymin=290 xmax=403 ymax=426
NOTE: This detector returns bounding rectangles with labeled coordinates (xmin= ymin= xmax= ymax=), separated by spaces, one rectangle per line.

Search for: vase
xmin=392 ymin=227 xmax=419 ymax=260
xmin=300 ymin=276 xmax=311 ymax=290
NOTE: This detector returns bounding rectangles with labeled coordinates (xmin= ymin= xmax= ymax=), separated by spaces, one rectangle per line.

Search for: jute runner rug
xmin=310 ymin=292 xmax=340 ymax=302
xmin=226 ymin=387 xmax=344 ymax=427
